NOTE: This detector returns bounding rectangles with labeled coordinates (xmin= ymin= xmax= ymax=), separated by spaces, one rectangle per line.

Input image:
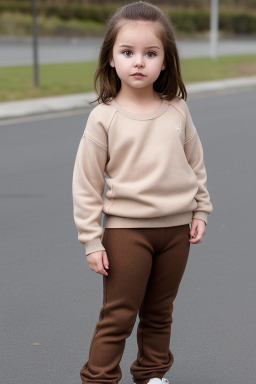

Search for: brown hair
xmin=92 ymin=1 xmax=187 ymax=104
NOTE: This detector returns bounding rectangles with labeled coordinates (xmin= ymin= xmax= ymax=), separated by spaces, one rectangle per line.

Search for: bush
xmin=219 ymin=9 xmax=256 ymax=34
xmin=0 ymin=1 xmax=256 ymax=35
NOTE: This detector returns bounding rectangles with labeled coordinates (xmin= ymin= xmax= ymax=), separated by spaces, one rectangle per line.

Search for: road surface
xmin=0 ymin=90 xmax=256 ymax=384
xmin=1 ymin=37 xmax=256 ymax=66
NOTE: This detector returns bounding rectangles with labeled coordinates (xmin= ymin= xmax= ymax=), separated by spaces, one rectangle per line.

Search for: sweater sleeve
xmin=183 ymin=102 xmax=213 ymax=225
xmin=72 ymin=109 xmax=108 ymax=256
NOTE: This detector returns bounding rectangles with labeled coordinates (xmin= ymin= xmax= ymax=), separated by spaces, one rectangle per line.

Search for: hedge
xmin=0 ymin=1 xmax=256 ymax=34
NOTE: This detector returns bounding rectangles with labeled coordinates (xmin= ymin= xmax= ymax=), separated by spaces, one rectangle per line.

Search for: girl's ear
xmin=161 ymin=61 xmax=166 ymax=70
xmin=109 ymin=57 xmax=115 ymax=67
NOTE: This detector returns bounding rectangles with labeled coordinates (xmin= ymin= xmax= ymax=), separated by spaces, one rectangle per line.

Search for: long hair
xmin=92 ymin=1 xmax=187 ymax=104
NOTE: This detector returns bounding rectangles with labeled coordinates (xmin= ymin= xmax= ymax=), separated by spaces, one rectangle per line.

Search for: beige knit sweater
xmin=72 ymin=96 xmax=213 ymax=255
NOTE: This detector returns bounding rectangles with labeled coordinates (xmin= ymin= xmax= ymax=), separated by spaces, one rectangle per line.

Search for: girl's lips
xmin=132 ymin=73 xmax=145 ymax=79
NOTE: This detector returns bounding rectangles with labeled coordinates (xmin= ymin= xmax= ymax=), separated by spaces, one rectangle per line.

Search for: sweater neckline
xmin=110 ymin=98 xmax=169 ymax=120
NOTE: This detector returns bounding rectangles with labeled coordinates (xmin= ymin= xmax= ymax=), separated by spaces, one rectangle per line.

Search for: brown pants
xmin=80 ymin=224 xmax=191 ymax=384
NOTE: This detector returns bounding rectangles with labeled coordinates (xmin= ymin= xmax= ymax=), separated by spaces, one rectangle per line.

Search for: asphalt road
xmin=1 ymin=37 xmax=256 ymax=66
xmin=1 ymin=90 xmax=256 ymax=384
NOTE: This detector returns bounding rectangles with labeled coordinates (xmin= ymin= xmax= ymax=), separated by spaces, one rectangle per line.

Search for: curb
xmin=1 ymin=76 xmax=256 ymax=121
xmin=0 ymin=92 xmax=96 ymax=121
xmin=187 ymin=76 xmax=256 ymax=96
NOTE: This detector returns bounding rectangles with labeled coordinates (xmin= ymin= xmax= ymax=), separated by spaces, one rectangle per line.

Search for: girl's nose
xmin=134 ymin=55 xmax=145 ymax=68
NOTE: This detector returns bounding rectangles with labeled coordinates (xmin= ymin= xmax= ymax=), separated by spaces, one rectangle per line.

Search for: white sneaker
xmin=147 ymin=379 xmax=162 ymax=384
xmin=133 ymin=377 xmax=169 ymax=384
xmin=147 ymin=378 xmax=169 ymax=384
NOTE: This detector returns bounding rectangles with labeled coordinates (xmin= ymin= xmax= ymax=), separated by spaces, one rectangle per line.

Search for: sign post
xmin=210 ymin=0 xmax=219 ymax=60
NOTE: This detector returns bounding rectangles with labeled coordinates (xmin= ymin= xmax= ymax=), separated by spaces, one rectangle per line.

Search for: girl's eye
xmin=146 ymin=51 xmax=156 ymax=58
xmin=123 ymin=50 xmax=132 ymax=57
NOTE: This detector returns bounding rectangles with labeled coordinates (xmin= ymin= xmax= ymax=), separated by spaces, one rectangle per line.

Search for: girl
xmin=72 ymin=2 xmax=213 ymax=384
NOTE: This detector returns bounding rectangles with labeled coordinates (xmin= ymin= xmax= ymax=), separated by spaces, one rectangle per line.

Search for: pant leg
xmin=80 ymin=228 xmax=155 ymax=384
xmin=130 ymin=224 xmax=191 ymax=384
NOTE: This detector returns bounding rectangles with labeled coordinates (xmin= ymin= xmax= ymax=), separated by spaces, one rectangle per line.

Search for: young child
xmin=72 ymin=2 xmax=213 ymax=384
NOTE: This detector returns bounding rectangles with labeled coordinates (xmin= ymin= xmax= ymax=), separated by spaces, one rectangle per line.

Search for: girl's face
xmin=110 ymin=21 xmax=165 ymax=93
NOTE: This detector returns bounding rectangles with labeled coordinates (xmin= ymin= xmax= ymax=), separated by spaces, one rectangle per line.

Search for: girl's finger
xmin=190 ymin=228 xmax=198 ymax=239
xmin=103 ymin=251 xmax=109 ymax=269
xmin=189 ymin=231 xmax=204 ymax=243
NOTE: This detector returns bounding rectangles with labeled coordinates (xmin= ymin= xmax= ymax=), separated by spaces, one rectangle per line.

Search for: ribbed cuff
xmin=85 ymin=238 xmax=106 ymax=256
xmin=192 ymin=211 xmax=208 ymax=225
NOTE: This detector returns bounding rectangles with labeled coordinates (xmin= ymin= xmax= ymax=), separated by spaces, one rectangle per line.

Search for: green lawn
xmin=1 ymin=54 xmax=256 ymax=102
xmin=182 ymin=54 xmax=256 ymax=83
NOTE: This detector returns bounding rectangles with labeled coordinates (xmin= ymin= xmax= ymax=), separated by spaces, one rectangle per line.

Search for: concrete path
xmin=1 ymin=76 xmax=256 ymax=121
xmin=1 ymin=90 xmax=256 ymax=384
xmin=1 ymin=37 xmax=256 ymax=67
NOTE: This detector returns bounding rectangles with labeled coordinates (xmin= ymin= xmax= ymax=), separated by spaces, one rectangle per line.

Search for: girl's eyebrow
xmin=119 ymin=44 xmax=160 ymax=50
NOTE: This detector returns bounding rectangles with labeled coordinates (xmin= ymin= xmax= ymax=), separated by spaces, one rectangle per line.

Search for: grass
xmin=0 ymin=61 xmax=97 ymax=102
xmin=182 ymin=54 xmax=256 ymax=83
xmin=0 ymin=54 xmax=256 ymax=102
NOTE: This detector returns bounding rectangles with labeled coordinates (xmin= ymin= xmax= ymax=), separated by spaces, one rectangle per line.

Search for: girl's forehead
xmin=115 ymin=20 xmax=163 ymax=45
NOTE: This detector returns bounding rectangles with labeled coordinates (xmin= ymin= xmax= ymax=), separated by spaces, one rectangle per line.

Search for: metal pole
xmin=31 ymin=0 xmax=39 ymax=87
xmin=210 ymin=0 xmax=219 ymax=61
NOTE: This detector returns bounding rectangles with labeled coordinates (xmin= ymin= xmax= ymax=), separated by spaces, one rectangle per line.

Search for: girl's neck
xmin=114 ymin=86 xmax=162 ymax=114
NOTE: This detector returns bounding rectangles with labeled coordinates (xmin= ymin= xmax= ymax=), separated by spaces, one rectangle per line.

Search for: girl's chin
xmin=126 ymin=83 xmax=153 ymax=90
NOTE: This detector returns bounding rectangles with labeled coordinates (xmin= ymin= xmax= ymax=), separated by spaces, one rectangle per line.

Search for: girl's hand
xmin=86 ymin=250 xmax=109 ymax=276
xmin=189 ymin=218 xmax=206 ymax=244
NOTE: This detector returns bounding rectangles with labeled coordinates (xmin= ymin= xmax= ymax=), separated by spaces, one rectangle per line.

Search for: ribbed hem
xmin=103 ymin=211 xmax=193 ymax=228
xmin=192 ymin=211 xmax=208 ymax=225
xmin=85 ymin=238 xmax=105 ymax=256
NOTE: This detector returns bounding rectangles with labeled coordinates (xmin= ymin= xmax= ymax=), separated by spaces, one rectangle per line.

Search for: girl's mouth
xmin=132 ymin=73 xmax=145 ymax=79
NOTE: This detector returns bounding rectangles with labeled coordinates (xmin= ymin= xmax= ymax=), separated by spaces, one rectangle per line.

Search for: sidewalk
xmin=2 ymin=36 xmax=256 ymax=66
xmin=1 ymin=76 xmax=256 ymax=120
